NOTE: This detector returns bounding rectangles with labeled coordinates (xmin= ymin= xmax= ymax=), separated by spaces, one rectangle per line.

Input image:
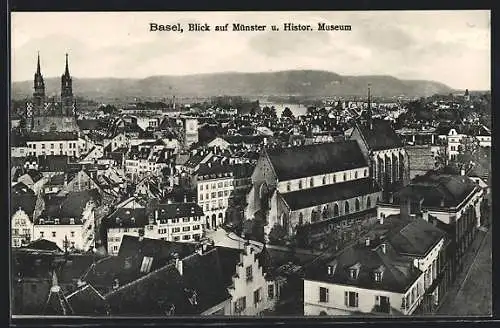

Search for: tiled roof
xmin=103 ymin=207 xmax=148 ymax=229
xmin=26 ymin=132 xmax=79 ymax=142
xmin=266 ymin=141 xmax=367 ymax=181
xmin=25 ymin=239 xmax=63 ymax=252
xmin=66 ymin=283 xmax=108 ymax=315
xmin=406 ymin=146 xmax=436 ymax=172
xmin=38 ymin=155 xmax=70 ymax=172
xmin=154 ymin=202 xmax=204 ymax=221
xmin=38 ymin=189 xmax=101 ymax=223
xmin=305 ymin=242 xmax=422 ymax=294
xmin=77 ymin=120 xmax=101 ymax=131
xmin=395 ymin=172 xmax=478 ymax=208
xmin=387 ymin=215 xmax=446 ymax=257
xmin=282 ymin=178 xmax=380 ymax=211
xmin=356 ymin=120 xmax=404 ymax=151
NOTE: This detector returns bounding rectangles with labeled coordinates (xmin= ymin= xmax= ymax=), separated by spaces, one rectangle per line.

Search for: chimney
xmin=365 ymin=238 xmax=371 ymax=246
xmin=175 ymin=258 xmax=183 ymax=276
xmin=422 ymin=209 xmax=429 ymax=222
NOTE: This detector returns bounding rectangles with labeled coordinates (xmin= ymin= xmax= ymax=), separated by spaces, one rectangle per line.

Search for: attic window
xmin=125 ymin=210 xmax=131 ymax=215
xmin=54 ymin=219 xmax=60 ymax=224
xmin=70 ymin=218 xmax=75 ymax=225
xmin=374 ymin=271 xmax=383 ymax=282
xmin=349 ymin=268 xmax=359 ymax=280
xmin=140 ymin=256 xmax=153 ymax=273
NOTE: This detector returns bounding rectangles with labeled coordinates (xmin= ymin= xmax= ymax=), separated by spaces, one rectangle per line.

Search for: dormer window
xmin=70 ymin=218 xmax=75 ymax=225
xmin=349 ymin=269 xmax=359 ymax=279
xmin=54 ymin=219 xmax=60 ymax=224
xmin=374 ymin=272 xmax=382 ymax=282
xmin=39 ymin=219 xmax=45 ymax=224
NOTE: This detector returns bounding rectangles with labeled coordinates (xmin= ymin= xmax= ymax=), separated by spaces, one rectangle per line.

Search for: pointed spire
xmin=64 ymin=53 xmax=70 ymax=76
xmin=36 ymin=51 xmax=41 ymax=74
xmin=368 ymin=83 xmax=373 ymax=130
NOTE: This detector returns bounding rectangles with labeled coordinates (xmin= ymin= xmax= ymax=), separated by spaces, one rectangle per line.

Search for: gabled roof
xmin=25 ymin=239 xmax=63 ymax=252
xmin=103 ymin=207 xmax=148 ymax=229
xmin=155 ymin=202 xmax=204 ymax=221
xmin=281 ymin=178 xmax=379 ymax=211
xmin=26 ymin=132 xmax=79 ymax=142
xmin=266 ymin=141 xmax=367 ymax=181
xmin=355 ymin=120 xmax=404 ymax=151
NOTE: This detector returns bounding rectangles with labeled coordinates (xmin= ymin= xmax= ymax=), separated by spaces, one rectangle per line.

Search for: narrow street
xmin=436 ymin=228 xmax=492 ymax=316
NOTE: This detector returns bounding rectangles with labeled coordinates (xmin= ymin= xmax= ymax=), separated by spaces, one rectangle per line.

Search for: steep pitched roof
xmin=281 ymin=178 xmax=380 ymax=211
xmin=305 ymin=242 xmax=421 ymax=294
xmin=65 ymin=283 xmax=108 ymax=315
xmin=356 ymin=120 xmax=404 ymax=151
xmin=396 ymin=172 xmax=478 ymax=208
xmin=266 ymin=141 xmax=367 ymax=181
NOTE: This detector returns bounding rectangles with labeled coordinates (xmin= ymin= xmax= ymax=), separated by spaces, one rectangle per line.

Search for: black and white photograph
xmin=9 ymin=10 xmax=492 ymax=318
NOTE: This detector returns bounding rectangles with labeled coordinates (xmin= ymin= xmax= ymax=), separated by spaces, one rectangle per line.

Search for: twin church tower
xmin=28 ymin=52 xmax=79 ymax=132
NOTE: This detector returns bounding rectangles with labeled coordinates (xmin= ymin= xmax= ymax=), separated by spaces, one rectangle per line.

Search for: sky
xmin=11 ymin=11 xmax=491 ymax=90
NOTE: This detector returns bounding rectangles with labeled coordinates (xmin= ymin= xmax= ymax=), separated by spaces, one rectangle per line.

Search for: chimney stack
xmin=175 ymin=258 xmax=183 ymax=276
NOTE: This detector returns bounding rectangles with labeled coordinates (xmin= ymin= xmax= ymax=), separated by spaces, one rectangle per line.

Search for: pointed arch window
xmin=355 ymin=199 xmax=360 ymax=211
xmin=345 ymin=201 xmax=350 ymax=214
xmin=333 ymin=204 xmax=339 ymax=217
xmin=367 ymin=196 xmax=372 ymax=208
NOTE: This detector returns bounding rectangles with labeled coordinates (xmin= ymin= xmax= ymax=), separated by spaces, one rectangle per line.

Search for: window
xmin=268 ymin=285 xmax=275 ymax=300
xmin=374 ymin=272 xmax=382 ymax=282
xmin=70 ymin=218 xmax=75 ymax=224
xmin=333 ymin=174 xmax=336 ymax=183
xmin=286 ymin=182 xmax=291 ymax=191
xmin=355 ymin=199 xmax=360 ymax=211
xmin=344 ymin=291 xmax=359 ymax=307
xmin=182 ymin=235 xmax=190 ymax=240
xmin=319 ymin=287 xmax=329 ymax=303
xmin=173 ymin=236 xmax=180 ymax=241
xmin=42 ymin=144 xmax=45 ymax=149
xmin=40 ymin=231 xmax=44 ymax=237
xmin=193 ymin=225 xmax=200 ymax=230
xmin=200 ymin=185 xmax=203 ymax=191
xmin=59 ymin=143 xmax=63 ymax=149
xmin=172 ymin=227 xmax=181 ymax=233
xmin=355 ymin=171 xmax=358 ymax=179
xmin=50 ymin=143 xmax=54 ymax=149
xmin=246 ymin=266 xmax=253 ymax=282
xmin=343 ymin=173 xmax=347 ymax=181
xmin=349 ymin=268 xmax=359 ymax=280
xmin=254 ymin=288 xmax=261 ymax=305
xmin=310 ymin=178 xmax=314 ymax=187
xmin=113 ymin=245 xmax=118 ymax=252
xmin=345 ymin=201 xmax=350 ymax=214
xmin=200 ymin=194 xmax=203 ymax=201
xmin=367 ymin=197 xmax=371 ymax=208
xmin=322 ymin=176 xmax=327 ymax=185
xmin=183 ymin=217 xmax=190 ymax=222
xmin=224 ymin=190 xmax=228 ymax=197
xmin=51 ymin=231 xmax=56 ymax=237
xmin=218 ymin=191 xmax=223 ymax=197
xmin=234 ymin=297 xmax=246 ymax=313
xmin=211 ymin=192 xmax=216 ymax=198
xmin=140 ymin=256 xmax=153 ymax=273
xmin=298 ymin=180 xmax=303 ymax=189
xmin=183 ymin=226 xmax=190 ymax=232
xmin=364 ymin=169 xmax=368 ymax=177
xmin=70 ymin=231 xmax=75 ymax=237
xmin=218 ymin=182 xmax=223 ymax=188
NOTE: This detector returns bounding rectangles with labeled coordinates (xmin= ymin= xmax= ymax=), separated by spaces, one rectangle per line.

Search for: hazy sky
xmin=11 ymin=11 xmax=490 ymax=90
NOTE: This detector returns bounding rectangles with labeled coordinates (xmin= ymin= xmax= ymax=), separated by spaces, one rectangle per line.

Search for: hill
xmin=12 ymin=70 xmax=453 ymax=100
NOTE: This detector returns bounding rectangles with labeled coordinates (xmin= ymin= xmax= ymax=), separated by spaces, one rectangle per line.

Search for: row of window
xmin=28 ymin=150 xmax=77 ymax=156
xmin=38 ymin=218 xmax=76 ymax=225
xmin=286 ymin=170 xmax=368 ymax=191
xmin=38 ymin=231 xmax=76 ymax=238
xmin=28 ymin=142 xmax=78 ymax=149
xmin=199 ymin=180 xmax=234 ymax=191
xmin=199 ymin=190 xmax=230 ymax=201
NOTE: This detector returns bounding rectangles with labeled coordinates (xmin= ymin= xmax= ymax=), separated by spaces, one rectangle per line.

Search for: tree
xmin=263 ymin=106 xmax=277 ymax=118
xmin=268 ymin=224 xmax=287 ymax=245
xmin=281 ymin=107 xmax=294 ymax=119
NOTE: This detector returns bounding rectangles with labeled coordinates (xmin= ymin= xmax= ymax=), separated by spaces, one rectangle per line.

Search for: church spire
xmin=367 ymin=83 xmax=373 ymax=130
xmin=37 ymin=51 xmax=41 ymax=75
xmin=64 ymin=53 xmax=70 ymax=76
